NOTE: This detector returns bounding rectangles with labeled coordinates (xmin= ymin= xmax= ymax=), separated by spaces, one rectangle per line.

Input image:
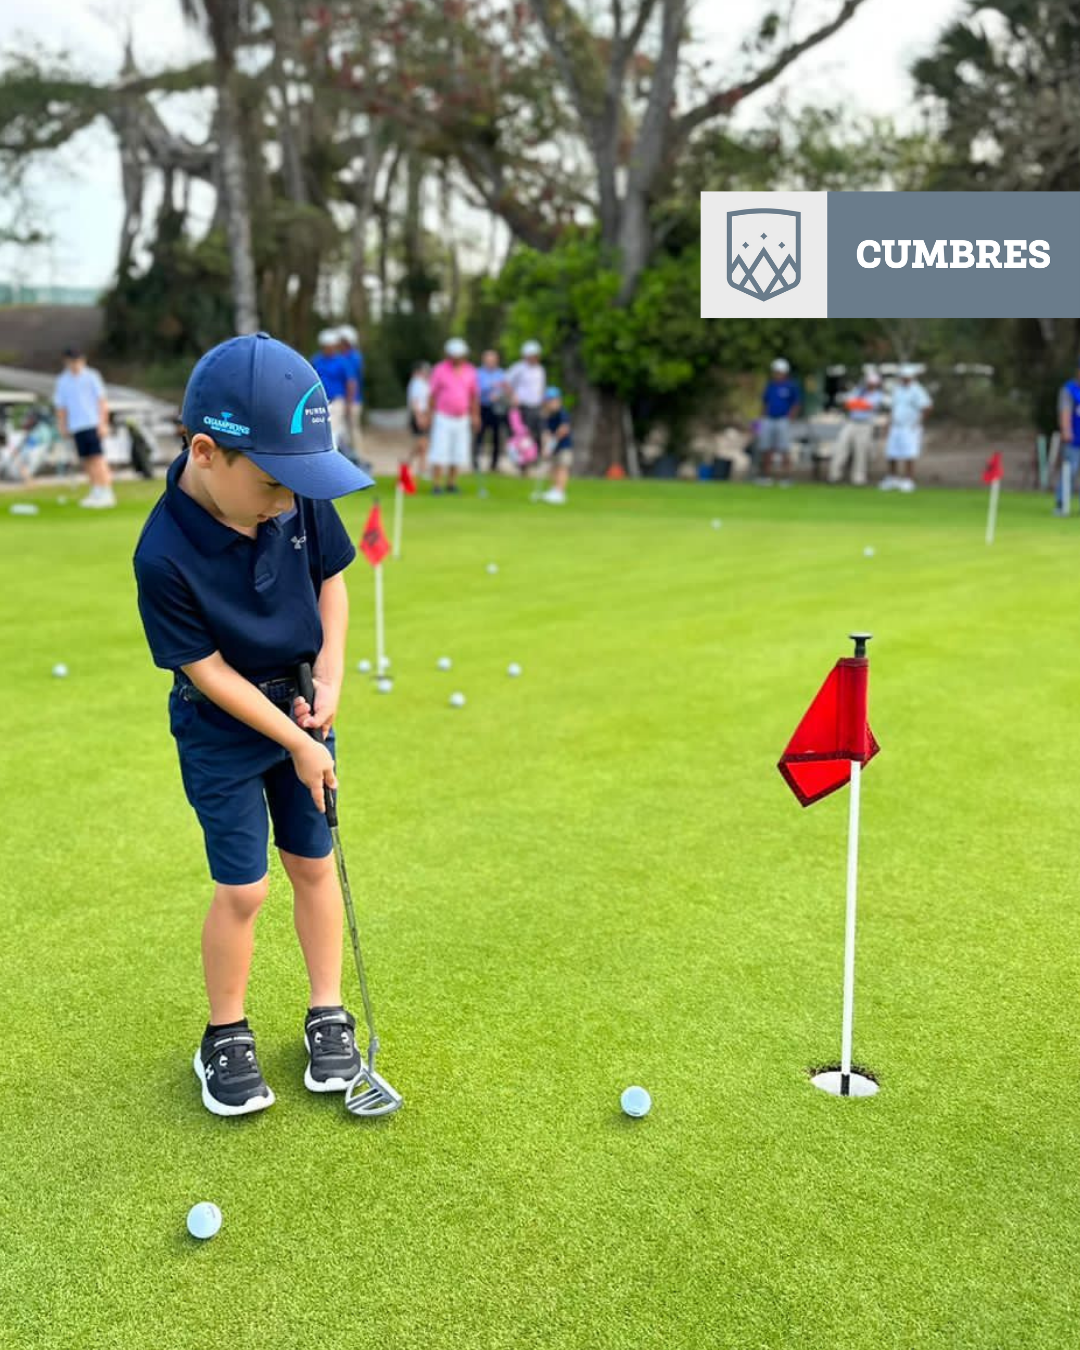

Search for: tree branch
xmin=672 ymin=0 xmax=870 ymax=146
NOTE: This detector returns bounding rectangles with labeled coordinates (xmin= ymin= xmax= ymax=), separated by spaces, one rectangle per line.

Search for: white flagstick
xmin=985 ymin=477 xmax=1001 ymax=545
xmin=839 ymin=759 xmax=861 ymax=1097
xmin=392 ymin=483 xmax=404 ymax=560
xmin=374 ymin=562 xmax=387 ymax=675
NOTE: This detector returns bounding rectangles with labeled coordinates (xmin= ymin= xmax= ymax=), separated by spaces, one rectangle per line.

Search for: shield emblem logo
xmin=727 ymin=209 xmax=801 ymax=302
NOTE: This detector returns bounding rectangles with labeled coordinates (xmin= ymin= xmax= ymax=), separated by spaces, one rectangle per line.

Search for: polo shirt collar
xmin=165 ymin=450 xmax=296 ymax=553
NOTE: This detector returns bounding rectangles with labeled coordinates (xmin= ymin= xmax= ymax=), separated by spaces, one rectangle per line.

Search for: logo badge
xmin=727 ymin=208 xmax=801 ymax=302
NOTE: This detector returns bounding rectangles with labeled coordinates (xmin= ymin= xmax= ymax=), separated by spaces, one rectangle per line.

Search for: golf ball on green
xmin=376 ymin=677 xmax=393 ymax=694
xmin=486 ymin=562 xmax=499 ymax=575
xmin=507 ymin=662 xmax=522 ymax=678
xmin=357 ymin=658 xmax=372 ymax=673
xmin=186 ymin=1202 xmax=222 ymax=1240
xmin=437 ymin=656 xmax=452 ymax=671
xmin=52 ymin=663 xmax=69 ymax=678
xmin=449 ymin=692 xmax=466 ymax=708
xmin=620 ymin=1085 xmax=651 ymax=1118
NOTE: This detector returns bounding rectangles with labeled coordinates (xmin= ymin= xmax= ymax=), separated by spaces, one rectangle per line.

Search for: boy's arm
xmin=307 ymin=571 xmax=348 ymax=733
xmin=180 ymin=651 xmax=337 ymax=810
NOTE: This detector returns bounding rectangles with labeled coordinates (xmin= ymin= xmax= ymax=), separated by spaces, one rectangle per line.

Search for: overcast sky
xmin=1 ymin=0 xmax=964 ymax=289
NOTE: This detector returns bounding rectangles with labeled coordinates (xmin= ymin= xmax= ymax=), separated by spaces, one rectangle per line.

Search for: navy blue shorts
xmin=169 ymin=684 xmax=335 ymax=886
xmin=73 ymin=428 xmax=104 ymax=459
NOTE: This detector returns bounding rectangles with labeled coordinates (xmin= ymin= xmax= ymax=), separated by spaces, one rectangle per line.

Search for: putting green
xmin=2 ymin=475 xmax=1078 ymax=1349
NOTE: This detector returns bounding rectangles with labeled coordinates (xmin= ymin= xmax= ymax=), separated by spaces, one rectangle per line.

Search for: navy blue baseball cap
xmin=181 ymin=331 xmax=374 ymax=499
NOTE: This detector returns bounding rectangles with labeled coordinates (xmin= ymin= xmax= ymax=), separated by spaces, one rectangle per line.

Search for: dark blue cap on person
xmin=181 ymin=331 xmax=374 ymax=499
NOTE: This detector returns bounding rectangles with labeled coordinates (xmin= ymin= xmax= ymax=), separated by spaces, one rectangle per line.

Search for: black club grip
xmin=296 ymin=661 xmax=338 ymax=826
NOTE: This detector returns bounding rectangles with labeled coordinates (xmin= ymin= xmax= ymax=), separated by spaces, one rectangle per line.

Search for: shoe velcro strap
xmin=208 ymin=1032 xmax=255 ymax=1051
xmin=307 ymin=1010 xmax=351 ymax=1031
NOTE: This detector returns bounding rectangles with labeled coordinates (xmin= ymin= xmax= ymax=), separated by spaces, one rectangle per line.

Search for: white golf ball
xmin=507 ymin=662 xmax=522 ymax=678
xmin=486 ymin=562 xmax=499 ymax=575
xmin=52 ymin=663 xmax=69 ymax=679
xmin=186 ymin=1201 xmax=222 ymax=1240
xmin=9 ymin=503 xmax=39 ymax=516
xmin=437 ymin=656 xmax=453 ymax=671
xmin=620 ymin=1085 xmax=651 ymax=1118
xmin=357 ymin=659 xmax=372 ymax=674
xmin=449 ymin=691 xmax=466 ymax=709
xmin=376 ymin=677 xmax=393 ymax=694
xmin=864 ymin=546 xmax=875 ymax=558
xmin=711 ymin=519 xmax=722 ymax=530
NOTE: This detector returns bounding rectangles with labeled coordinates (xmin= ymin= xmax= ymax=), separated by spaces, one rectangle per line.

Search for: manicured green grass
xmin=2 ymin=474 xmax=1079 ymax=1349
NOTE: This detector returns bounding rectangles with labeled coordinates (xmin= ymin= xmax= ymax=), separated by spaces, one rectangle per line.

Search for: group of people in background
xmin=310 ymin=325 xmax=365 ymax=466
xmin=757 ymin=357 xmax=932 ymax=493
xmin=404 ymin=338 xmax=572 ymax=504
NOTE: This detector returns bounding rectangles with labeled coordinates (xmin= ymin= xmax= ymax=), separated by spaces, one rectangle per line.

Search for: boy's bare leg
xmin=280 ymin=849 xmax=343 ymax=1008
xmin=202 ymin=876 xmax=270 ymax=1024
xmin=87 ymin=454 xmax=113 ymax=490
xmin=553 ymin=465 xmax=570 ymax=491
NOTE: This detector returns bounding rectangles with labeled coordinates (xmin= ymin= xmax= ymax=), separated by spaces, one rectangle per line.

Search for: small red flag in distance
xmin=982 ymin=452 xmax=1004 ymax=485
xmin=360 ymin=504 xmax=391 ymax=566
xmin=778 ymin=658 xmax=880 ymax=807
xmin=398 ymin=462 xmax=417 ymax=495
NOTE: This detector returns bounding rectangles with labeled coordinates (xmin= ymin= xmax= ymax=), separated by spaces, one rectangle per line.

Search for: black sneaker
xmin=193 ymin=1026 xmax=275 ymax=1117
xmin=304 ymin=1008 xmax=362 ymax=1092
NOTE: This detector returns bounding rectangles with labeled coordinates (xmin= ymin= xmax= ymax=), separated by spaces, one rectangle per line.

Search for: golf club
xmin=297 ymin=662 xmax=402 ymax=1118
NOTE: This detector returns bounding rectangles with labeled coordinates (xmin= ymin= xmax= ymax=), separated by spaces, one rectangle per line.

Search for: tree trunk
xmin=216 ymin=73 xmax=260 ymax=333
xmin=348 ymin=122 xmax=383 ymax=329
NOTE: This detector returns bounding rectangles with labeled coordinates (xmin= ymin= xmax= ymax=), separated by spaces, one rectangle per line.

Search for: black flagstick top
xmin=849 ymin=632 xmax=873 ymax=658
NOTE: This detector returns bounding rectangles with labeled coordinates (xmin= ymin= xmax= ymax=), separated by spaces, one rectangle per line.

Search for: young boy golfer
xmin=133 ymin=332 xmax=374 ymax=1116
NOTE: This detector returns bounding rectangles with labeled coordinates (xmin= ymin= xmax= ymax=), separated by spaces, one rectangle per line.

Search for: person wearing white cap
xmin=336 ymin=324 xmax=364 ymax=459
xmin=757 ymin=358 xmax=801 ymax=485
xmin=311 ymin=328 xmax=349 ymax=456
xmin=828 ymin=369 xmax=883 ymax=487
xmin=506 ymin=340 xmax=546 ymax=457
xmin=881 ymin=364 xmax=932 ymax=492
xmin=427 ymin=337 xmax=480 ymax=494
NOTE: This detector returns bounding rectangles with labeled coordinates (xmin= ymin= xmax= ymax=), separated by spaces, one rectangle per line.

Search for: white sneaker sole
xmin=303 ymin=1031 xmax=354 ymax=1093
xmin=193 ymin=1049 xmax=275 ymax=1117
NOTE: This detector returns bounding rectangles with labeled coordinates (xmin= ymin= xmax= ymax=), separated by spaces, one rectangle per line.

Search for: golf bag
xmin=506 ymin=407 xmax=539 ymax=468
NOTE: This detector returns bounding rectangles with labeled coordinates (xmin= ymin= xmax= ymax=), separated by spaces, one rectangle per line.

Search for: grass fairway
xmin=3 ymin=474 xmax=1079 ymax=1349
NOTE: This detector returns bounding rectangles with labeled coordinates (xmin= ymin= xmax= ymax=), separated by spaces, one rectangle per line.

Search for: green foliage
xmin=101 ymin=217 xmax=233 ymax=361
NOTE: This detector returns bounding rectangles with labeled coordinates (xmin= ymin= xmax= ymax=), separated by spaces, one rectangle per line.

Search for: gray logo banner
xmin=826 ymin=192 xmax=1080 ymax=317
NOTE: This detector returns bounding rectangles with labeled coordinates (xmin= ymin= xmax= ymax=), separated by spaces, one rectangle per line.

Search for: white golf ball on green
xmin=52 ymin=663 xmax=69 ymax=678
xmin=486 ymin=562 xmax=499 ymax=575
xmin=620 ymin=1085 xmax=651 ymax=1118
xmin=437 ymin=656 xmax=453 ymax=671
xmin=357 ymin=658 xmax=372 ymax=673
xmin=507 ymin=662 xmax=522 ymax=678
xmin=449 ymin=691 xmax=466 ymax=709
xmin=376 ymin=677 xmax=393 ymax=694
xmin=864 ymin=546 xmax=875 ymax=558
xmin=186 ymin=1201 xmax=222 ymax=1240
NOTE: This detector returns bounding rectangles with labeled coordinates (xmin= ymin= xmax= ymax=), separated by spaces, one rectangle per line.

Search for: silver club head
xmin=345 ymin=1063 xmax=403 ymax=1118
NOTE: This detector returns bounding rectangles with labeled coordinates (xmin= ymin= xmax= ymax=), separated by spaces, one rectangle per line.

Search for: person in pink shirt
xmin=428 ymin=337 xmax=480 ymax=495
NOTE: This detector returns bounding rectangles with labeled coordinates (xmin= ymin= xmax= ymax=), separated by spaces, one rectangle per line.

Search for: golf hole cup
xmin=620 ymin=1085 xmax=651 ymax=1118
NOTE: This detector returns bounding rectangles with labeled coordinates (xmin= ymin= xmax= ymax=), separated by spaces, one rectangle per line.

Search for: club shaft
xmin=329 ymin=824 xmax=379 ymax=1059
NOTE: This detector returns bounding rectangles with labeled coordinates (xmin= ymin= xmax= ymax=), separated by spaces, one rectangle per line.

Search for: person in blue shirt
xmin=537 ymin=385 xmax=572 ymax=505
xmin=1056 ymin=358 xmax=1080 ymax=514
xmin=311 ymin=328 xmax=349 ymax=456
xmin=474 ymin=348 xmax=508 ymax=471
xmin=133 ymin=332 xmax=374 ymax=1118
xmin=336 ymin=324 xmax=365 ymax=460
xmin=757 ymin=357 xmax=802 ymax=485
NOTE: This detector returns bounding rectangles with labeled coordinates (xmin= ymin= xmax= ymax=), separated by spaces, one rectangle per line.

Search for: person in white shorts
xmin=881 ymin=364 xmax=932 ymax=492
xmin=828 ymin=369 xmax=883 ymax=487
xmin=427 ymin=338 xmax=480 ymax=495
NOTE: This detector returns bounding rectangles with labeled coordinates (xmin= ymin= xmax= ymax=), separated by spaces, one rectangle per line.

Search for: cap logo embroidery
xmin=290 ymin=382 xmax=324 ymax=435
xmin=203 ymin=410 xmax=251 ymax=436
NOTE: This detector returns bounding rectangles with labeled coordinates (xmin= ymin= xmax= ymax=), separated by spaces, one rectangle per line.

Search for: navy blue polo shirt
xmin=761 ymin=378 xmax=801 ymax=418
xmin=133 ymin=450 xmax=355 ymax=681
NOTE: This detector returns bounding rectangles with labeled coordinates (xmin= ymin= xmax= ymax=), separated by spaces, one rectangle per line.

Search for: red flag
xmin=778 ymin=659 xmax=880 ymax=807
xmin=360 ymin=504 xmax=390 ymax=566
xmin=398 ymin=462 xmax=417 ymax=495
xmin=982 ymin=452 xmax=1003 ymax=485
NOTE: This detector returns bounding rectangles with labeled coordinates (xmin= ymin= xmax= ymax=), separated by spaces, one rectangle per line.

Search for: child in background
xmin=406 ymin=361 xmax=432 ymax=478
xmin=538 ymin=385 xmax=572 ymax=505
